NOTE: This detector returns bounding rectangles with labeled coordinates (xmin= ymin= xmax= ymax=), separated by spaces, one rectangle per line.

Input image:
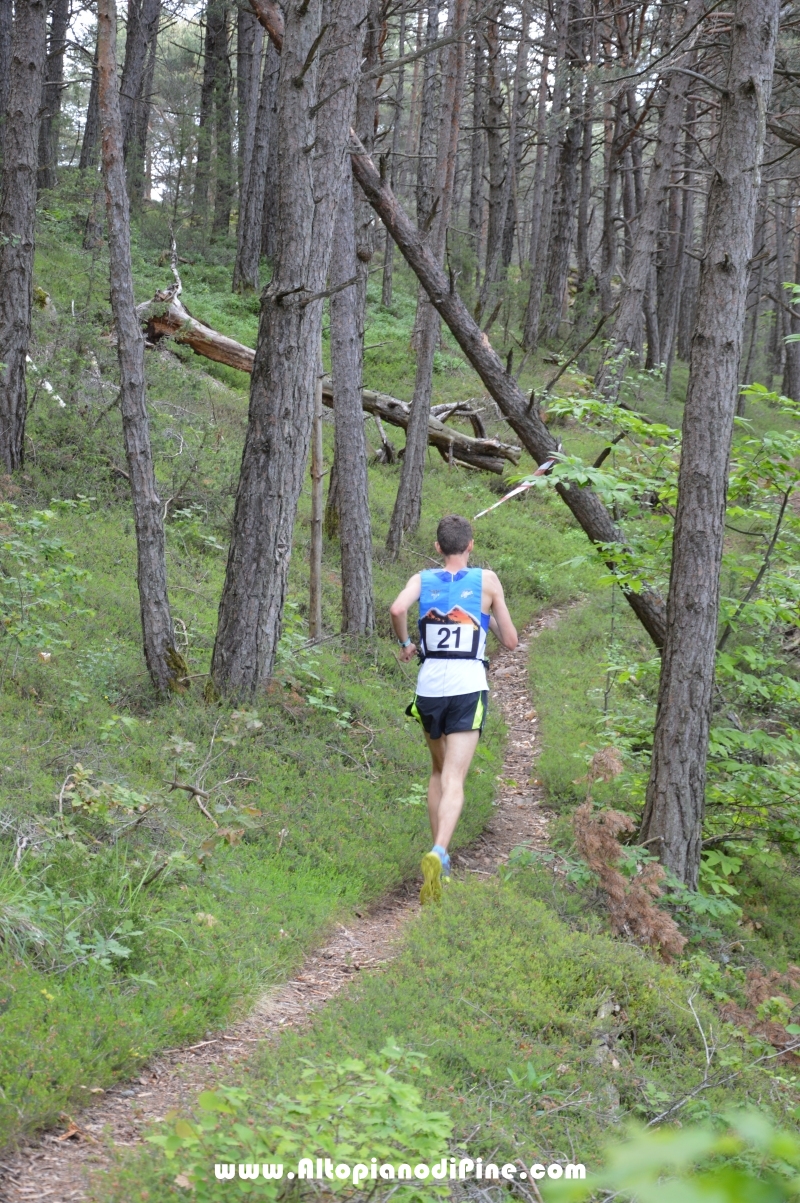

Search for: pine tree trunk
xmin=79 ymin=39 xmax=100 ymax=170
xmin=381 ymin=6 xmax=406 ymax=310
xmin=782 ymin=224 xmax=800 ymax=402
xmin=97 ymin=0 xmax=183 ymax=696
xmin=523 ymin=0 xmax=569 ymax=351
xmin=37 ymin=0 xmax=69 ymax=192
xmin=212 ymin=3 xmax=234 ymax=237
xmin=386 ymin=0 xmax=467 ymax=558
xmin=119 ymin=0 xmax=160 ymax=157
xmin=479 ymin=5 xmax=503 ymax=305
xmin=192 ymin=0 xmax=226 ymax=227
xmin=236 ymin=6 xmax=263 ymax=198
xmin=330 ymin=173 xmax=375 ymax=633
xmin=595 ymin=0 xmax=703 ymax=399
xmin=0 ymin=0 xmax=47 ymax=473
xmin=126 ymin=17 xmax=159 ymax=203
xmin=211 ymin=0 xmax=367 ymax=693
xmin=0 ymin=0 xmax=12 ymax=170
xmin=467 ymin=31 xmax=485 ymax=283
xmin=660 ymin=100 xmax=695 ymax=381
xmin=233 ymin=39 xmax=277 ymax=292
xmin=640 ymin=0 xmax=779 ymax=889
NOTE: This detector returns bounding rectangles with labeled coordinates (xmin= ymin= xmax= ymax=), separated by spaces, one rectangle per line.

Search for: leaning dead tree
xmin=136 ymin=287 xmax=520 ymax=473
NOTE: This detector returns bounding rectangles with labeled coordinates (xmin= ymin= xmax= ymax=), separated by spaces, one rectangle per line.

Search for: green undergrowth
xmin=2 ymin=182 xmax=608 ymax=1146
xmin=528 ymin=593 xmax=800 ymax=975
xmin=92 ymin=872 xmax=796 ymax=1202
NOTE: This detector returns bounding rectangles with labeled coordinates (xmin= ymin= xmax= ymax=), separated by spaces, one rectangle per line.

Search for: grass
xmin=8 ymin=172 xmax=800 ymax=1174
xmin=1 ymin=177 xmax=608 ymax=1147
xmin=92 ymin=870 xmax=794 ymax=1202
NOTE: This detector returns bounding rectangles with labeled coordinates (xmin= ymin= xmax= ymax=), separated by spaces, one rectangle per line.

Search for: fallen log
xmin=136 ymin=291 xmax=520 ymax=473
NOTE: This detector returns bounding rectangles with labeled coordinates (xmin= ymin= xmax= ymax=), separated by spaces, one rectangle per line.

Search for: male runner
xmin=389 ymin=514 xmax=518 ymax=904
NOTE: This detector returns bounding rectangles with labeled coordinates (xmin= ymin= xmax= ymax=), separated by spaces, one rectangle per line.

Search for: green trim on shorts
xmin=472 ymin=693 xmax=485 ymax=730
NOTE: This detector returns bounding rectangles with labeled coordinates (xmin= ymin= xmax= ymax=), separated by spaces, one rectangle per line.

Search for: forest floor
xmin=0 ymin=607 xmax=567 ymax=1203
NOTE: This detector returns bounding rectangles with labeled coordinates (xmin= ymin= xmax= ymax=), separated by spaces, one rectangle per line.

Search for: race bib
xmin=421 ymin=617 xmax=480 ymax=659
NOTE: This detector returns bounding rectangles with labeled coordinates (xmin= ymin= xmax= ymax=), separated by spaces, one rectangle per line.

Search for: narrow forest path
xmin=0 ymin=605 xmax=570 ymax=1203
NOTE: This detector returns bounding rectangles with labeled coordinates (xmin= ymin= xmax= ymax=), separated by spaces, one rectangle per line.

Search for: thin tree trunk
xmin=119 ymin=0 xmax=160 ymax=156
xmin=381 ymin=5 xmax=406 ymax=309
xmin=782 ymin=219 xmax=800 ymax=402
xmin=192 ymin=0 xmax=226 ymax=227
xmin=660 ymin=99 xmax=695 ymax=391
xmin=37 ymin=0 xmax=70 ymax=192
xmin=576 ymin=75 xmax=595 ymax=291
xmin=640 ymin=0 xmax=779 ymax=889
xmin=328 ymin=0 xmax=379 ymax=631
xmin=0 ymin=0 xmax=12 ymax=170
xmin=237 ymin=5 xmax=263 ymax=198
xmin=79 ymin=37 xmax=100 ymax=170
xmin=542 ymin=0 xmax=584 ymax=342
xmin=126 ymin=14 xmax=159 ymax=203
xmin=597 ymin=92 xmax=622 ymax=317
xmin=525 ymin=19 xmax=550 ymax=278
xmin=212 ymin=2 xmax=234 ymax=237
xmin=478 ymin=4 xmax=504 ymax=309
xmin=467 ymin=28 xmax=485 ymax=283
xmin=523 ymin=0 xmax=569 ymax=351
xmin=309 ymin=375 xmax=324 ymax=639
xmin=0 ymin=0 xmax=47 ymax=473
xmin=386 ymin=0 xmax=467 ymax=558
xmin=233 ymin=39 xmax=277 ymax=292
xmin=97 ymin=0 xmax=183 ymax=696
xmin=211 ymin=0 xmax=367 ymax=693
xmin=595 ymin=0 xmax=704 ymax=400
xmin=330 ymin=174 xmax=375 ymax=632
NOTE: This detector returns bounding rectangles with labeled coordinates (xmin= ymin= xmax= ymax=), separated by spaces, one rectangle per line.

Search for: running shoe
xmin=441 ymin=851 xmax=452 ymax=882
xmin=420 ymin=851 xmax=443 ymax=905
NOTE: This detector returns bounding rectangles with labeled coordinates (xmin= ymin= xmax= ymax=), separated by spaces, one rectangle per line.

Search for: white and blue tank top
xmin=416 ymin=567 xmax=489 ymax=697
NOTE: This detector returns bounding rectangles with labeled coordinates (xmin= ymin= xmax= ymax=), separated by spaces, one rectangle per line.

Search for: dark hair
xmin=436 ymin=514 xmax=473 ymax=556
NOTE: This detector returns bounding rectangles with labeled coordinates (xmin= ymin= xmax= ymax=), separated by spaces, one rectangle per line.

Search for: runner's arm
xmin=485 ymin=572 xmax=518 ymax=649
xmin=389 ymin=574 xmax=422 ymax=662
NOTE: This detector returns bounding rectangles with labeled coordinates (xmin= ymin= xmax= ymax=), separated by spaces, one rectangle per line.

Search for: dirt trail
xmin=0 ymin=607 xmax=566 ymax=1203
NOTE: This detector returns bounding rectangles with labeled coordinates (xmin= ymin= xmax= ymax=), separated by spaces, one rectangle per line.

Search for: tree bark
xmin=119 ymin=0 xmax=161 ymax=158
xmin=126 ymin=13 xmax=159 ymax=203
xmin=542 ymin=0 xmax=583 ymax=342
xmin=211 ymin=0 xmax=367 ymax=694
xmin=327 ymin=0 xmax=380 ymax=631
xmin=381 ymin=4 xmax=405 ymax=309
xmin=192 ymin=0 xmax=228 ymax=228
xmin=79 ymin=37 xmax=100 ymax=170
xmin=467 ymin=28 xmax=485 ymax=283
xmin=523 ymin=0 xmax=569 ymax=351
xmin=236 ymin=5 xmax=263 ymax=198
xmin=37 ymin=0 xmax=70 ymax=192
xmin=640 ymin=0 xmax=779 ymax=889
xmin=386 ymin=0 xmax=467 ymax=559
xmin=0 ymin=0 xmax=47 ymax=473
xmin=594 ymin=0 xmax=704 ymax=400
xmin=330 ymin=175 xmax=375 ymax=632
xmin=97 ymin=0 xmax=183 ymax=696
xmin=233 ymin=39 xmax=278 ymax=291
xmin=211 ymin=3 xmax=234 ymax=237
xmin=0 ymin=0 xmax=12 ymax=170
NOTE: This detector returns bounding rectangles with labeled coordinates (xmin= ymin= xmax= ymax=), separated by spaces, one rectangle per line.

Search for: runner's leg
xmin=423 ymin=731 xmax=446 ymax=841
xmin=433 ymin=730 xmax=480 ymax=850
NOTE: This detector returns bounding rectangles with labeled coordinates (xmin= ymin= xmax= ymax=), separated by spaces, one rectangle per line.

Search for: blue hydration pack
xmin=418 ymin=567 xmax=488 ymax=660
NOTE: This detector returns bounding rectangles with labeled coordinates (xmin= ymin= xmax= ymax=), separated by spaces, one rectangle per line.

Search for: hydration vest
xmin=418 ymin=567 xmax=489 ymax=660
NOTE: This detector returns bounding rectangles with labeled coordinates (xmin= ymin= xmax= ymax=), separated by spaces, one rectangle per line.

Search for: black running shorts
xmin=405 ymin=691 xmax=488 ymax=741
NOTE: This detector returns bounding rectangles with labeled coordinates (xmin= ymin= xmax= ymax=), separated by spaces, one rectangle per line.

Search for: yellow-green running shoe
xmin=420 ymin=851 xmax=443 ymax=905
